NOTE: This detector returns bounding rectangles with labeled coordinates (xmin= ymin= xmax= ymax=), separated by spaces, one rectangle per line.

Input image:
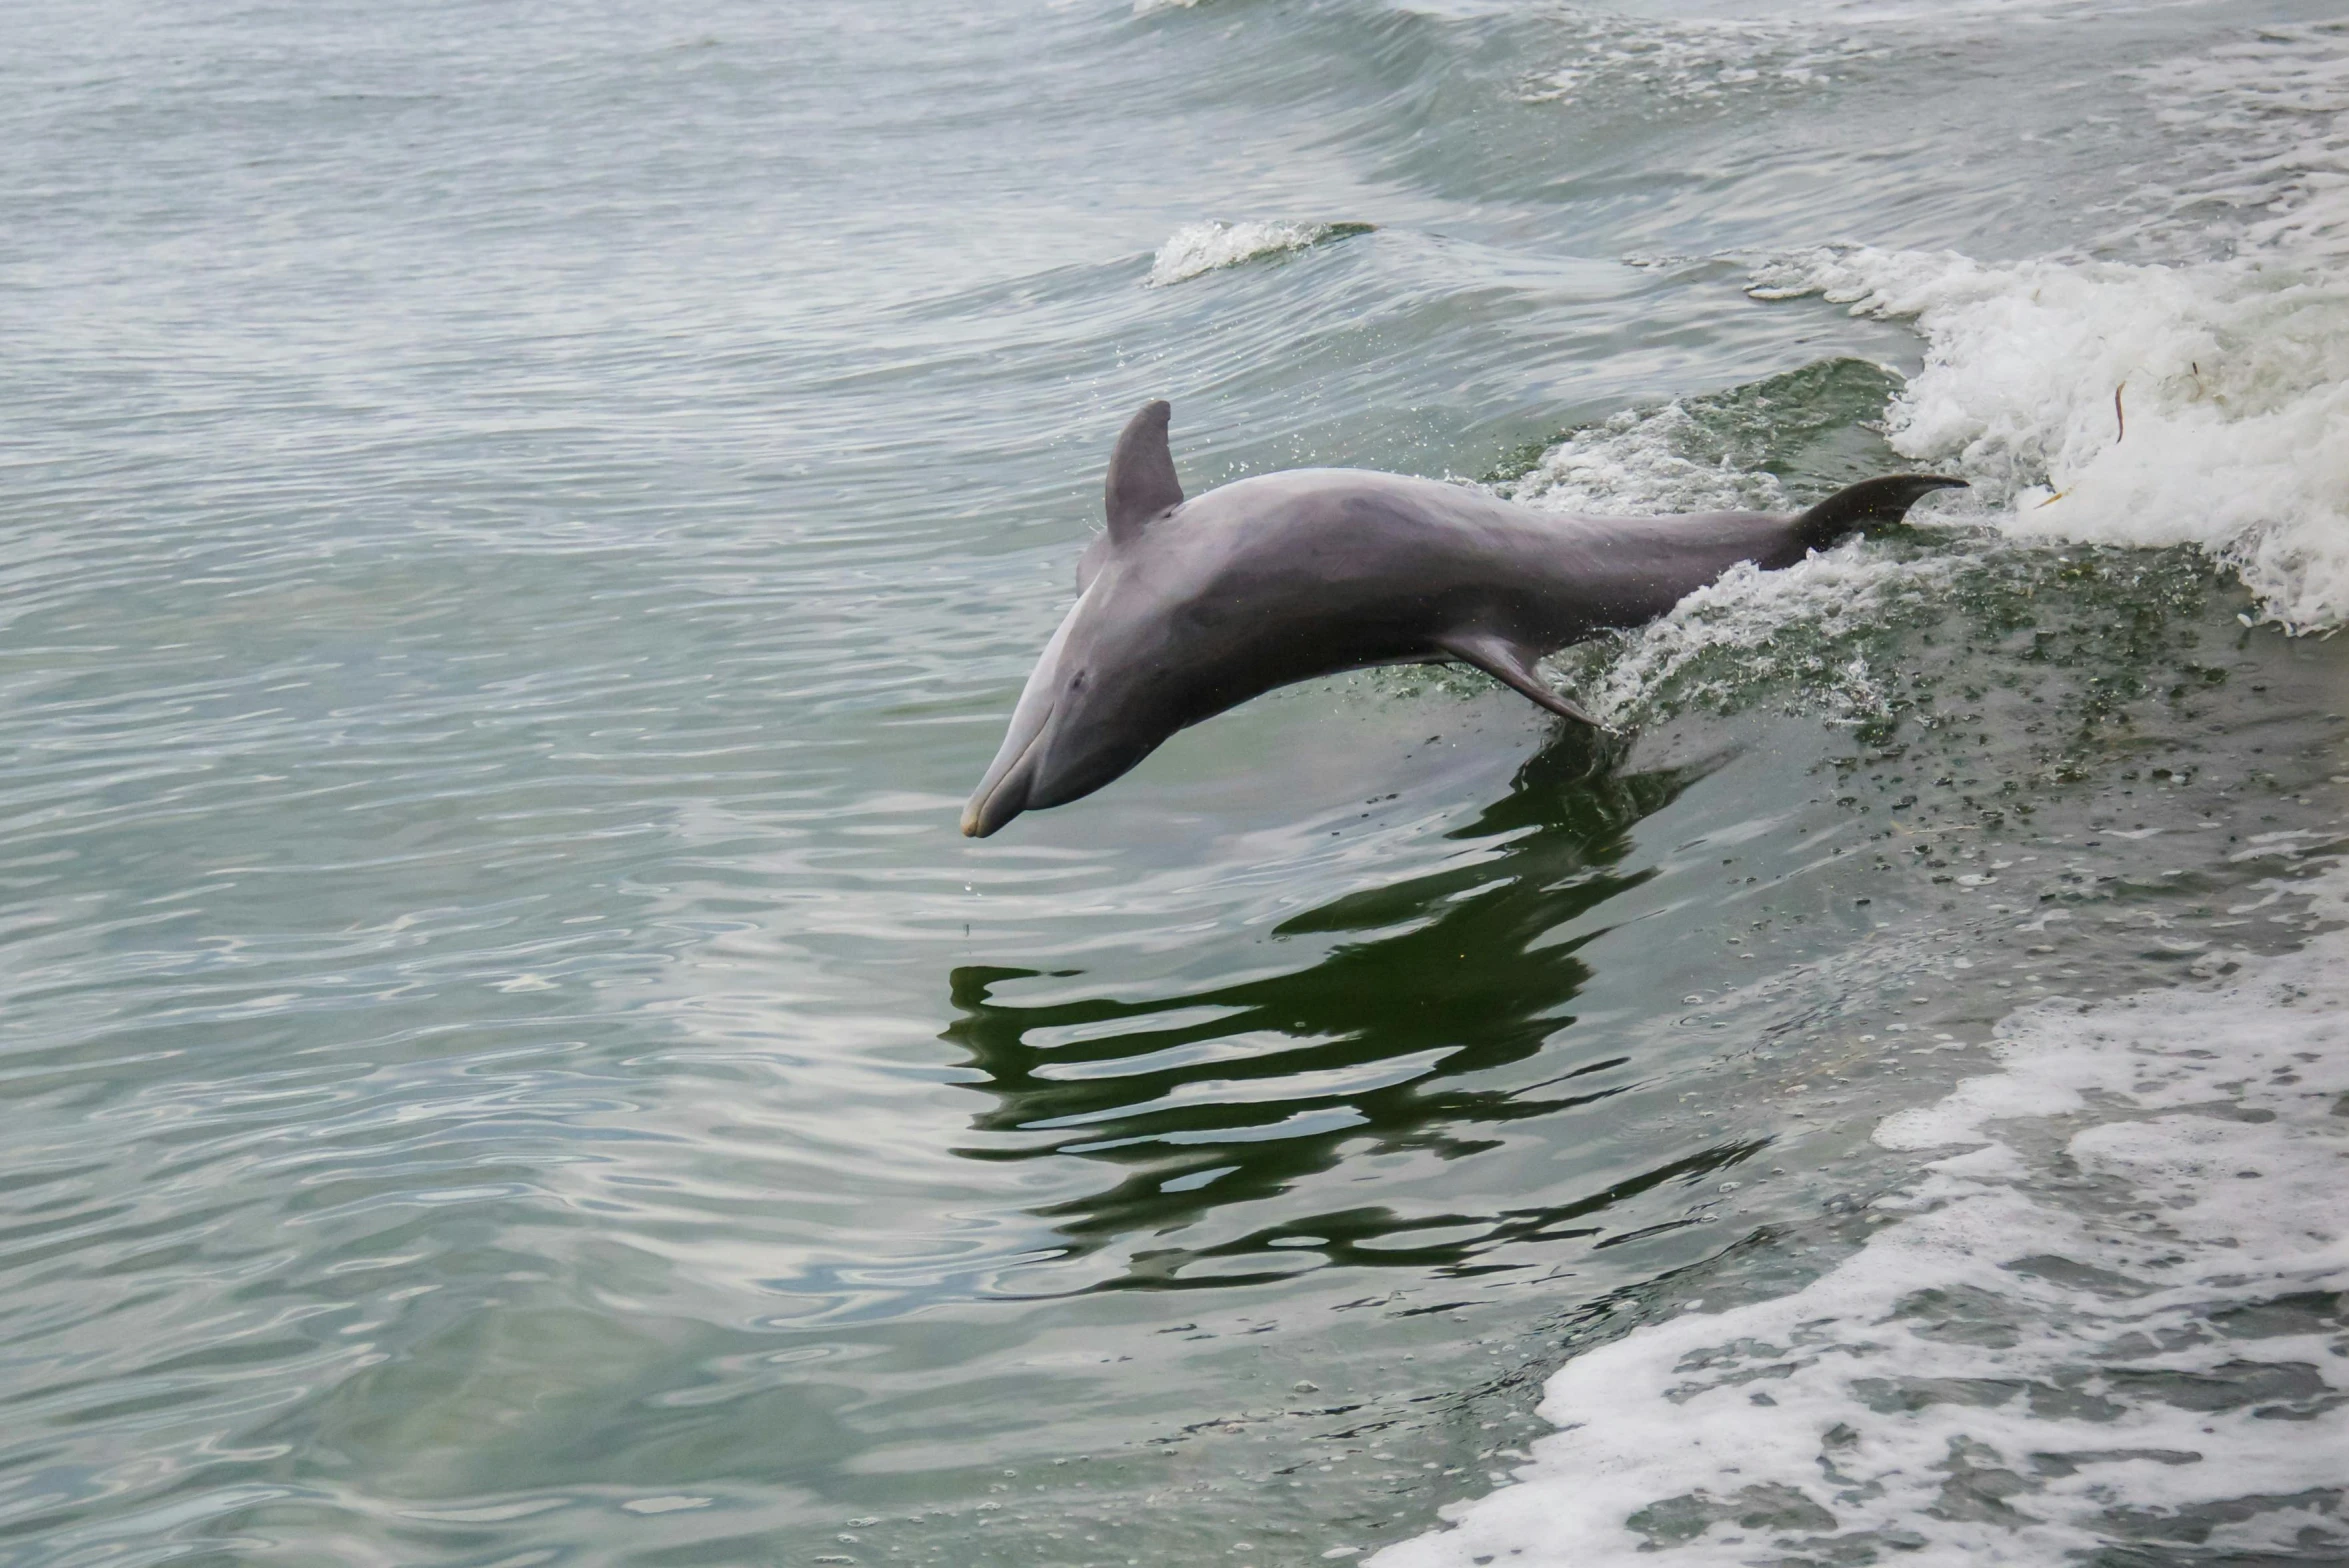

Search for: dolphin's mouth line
xmin=961 ymin=706 xmax=1054 ymax=837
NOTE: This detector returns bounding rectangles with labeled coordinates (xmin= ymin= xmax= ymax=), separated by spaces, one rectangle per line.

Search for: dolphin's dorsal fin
xmin=1104 ymin=399 xmax=1184 ymax=544
xmin=1437 ymin=630 xmax=1603 ymax=728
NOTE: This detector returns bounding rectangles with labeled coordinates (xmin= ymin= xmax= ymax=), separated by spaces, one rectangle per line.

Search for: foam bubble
xmin=1372 ymin=865 xmax=2349 ymax=1567
xmin=1144 ymin=221 xmax=1368 ymax=287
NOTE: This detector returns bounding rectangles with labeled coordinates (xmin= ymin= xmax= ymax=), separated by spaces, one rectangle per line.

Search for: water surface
xmin=3 ymin=0 xmax=2346 ymax=1563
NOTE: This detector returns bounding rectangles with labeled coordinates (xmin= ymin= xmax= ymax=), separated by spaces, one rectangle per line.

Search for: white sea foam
xmin=1751 ymin=245 xmax=2349 ymax=633
xmin=1144 ymin=221 xmax=1363 ymax=287
xmin=1374 ymin=863 xmax=2349 ymax=1566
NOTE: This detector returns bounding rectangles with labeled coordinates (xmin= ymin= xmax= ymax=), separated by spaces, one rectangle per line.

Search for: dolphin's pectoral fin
xmin=1103 ymin=399 xmax=1185 ymax=545
xmin=1437 ymin=631 xmax=1603 ymax=728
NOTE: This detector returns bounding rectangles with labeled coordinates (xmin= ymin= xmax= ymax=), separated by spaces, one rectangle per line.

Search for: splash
xmin=1557 ymin=547 xmax=1956 ymax=730
xmin=1481 ymin=358 xmax=1949 ymax=729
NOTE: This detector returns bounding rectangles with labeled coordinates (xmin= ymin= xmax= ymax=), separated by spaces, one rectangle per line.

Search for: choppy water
xmin=3 ymin=0 xmax=2345 ymax=1564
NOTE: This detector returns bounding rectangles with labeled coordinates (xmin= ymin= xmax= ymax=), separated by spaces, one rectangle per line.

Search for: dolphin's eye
xmin=1069 ymin=670 xmax=1087 ymax=691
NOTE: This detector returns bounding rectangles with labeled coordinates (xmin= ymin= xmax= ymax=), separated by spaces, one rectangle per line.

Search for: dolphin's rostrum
xmin=963 ymin=400 xmax=1962 ymax=838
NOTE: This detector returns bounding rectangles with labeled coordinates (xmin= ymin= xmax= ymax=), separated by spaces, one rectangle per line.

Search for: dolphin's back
xmin=1155 ymin=469 xmax=1796 ymax=653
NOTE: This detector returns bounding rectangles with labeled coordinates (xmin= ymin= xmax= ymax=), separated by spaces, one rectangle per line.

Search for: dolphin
xmin=963 ymin=400 xmax=1962 ymax=838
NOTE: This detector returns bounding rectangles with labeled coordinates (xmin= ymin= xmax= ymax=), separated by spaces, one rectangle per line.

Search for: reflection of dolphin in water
xmin=945 ymin=727 xmax=1765 ymax=1288
xmin=964 ymin=400 xmax=1962 ymax=837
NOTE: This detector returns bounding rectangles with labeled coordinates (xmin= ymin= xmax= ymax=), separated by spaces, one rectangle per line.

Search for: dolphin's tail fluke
xmin=1795 ymin=474 xmax=1967 ymax=551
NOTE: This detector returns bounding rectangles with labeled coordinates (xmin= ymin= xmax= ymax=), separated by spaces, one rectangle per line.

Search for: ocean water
xmin=1 ymin=0 xmax=2345 ymax=1565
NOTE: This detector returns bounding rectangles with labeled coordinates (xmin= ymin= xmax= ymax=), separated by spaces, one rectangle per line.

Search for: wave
xmin=1144 ymin=219 xmax=1373 ymax=287
xmin=1373 ymin=856 xmax=2349 ymax=1565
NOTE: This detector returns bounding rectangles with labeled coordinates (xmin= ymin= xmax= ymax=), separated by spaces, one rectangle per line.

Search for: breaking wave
xmin=1751 ymin=245 xmax=2349 ymax=633
xmin=1145 ymin=220 xmax=1373 ymax=286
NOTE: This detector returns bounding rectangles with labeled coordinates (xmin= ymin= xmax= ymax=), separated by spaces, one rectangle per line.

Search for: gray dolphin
xmin=963 ymin=400 xmax=1962 ymax=838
